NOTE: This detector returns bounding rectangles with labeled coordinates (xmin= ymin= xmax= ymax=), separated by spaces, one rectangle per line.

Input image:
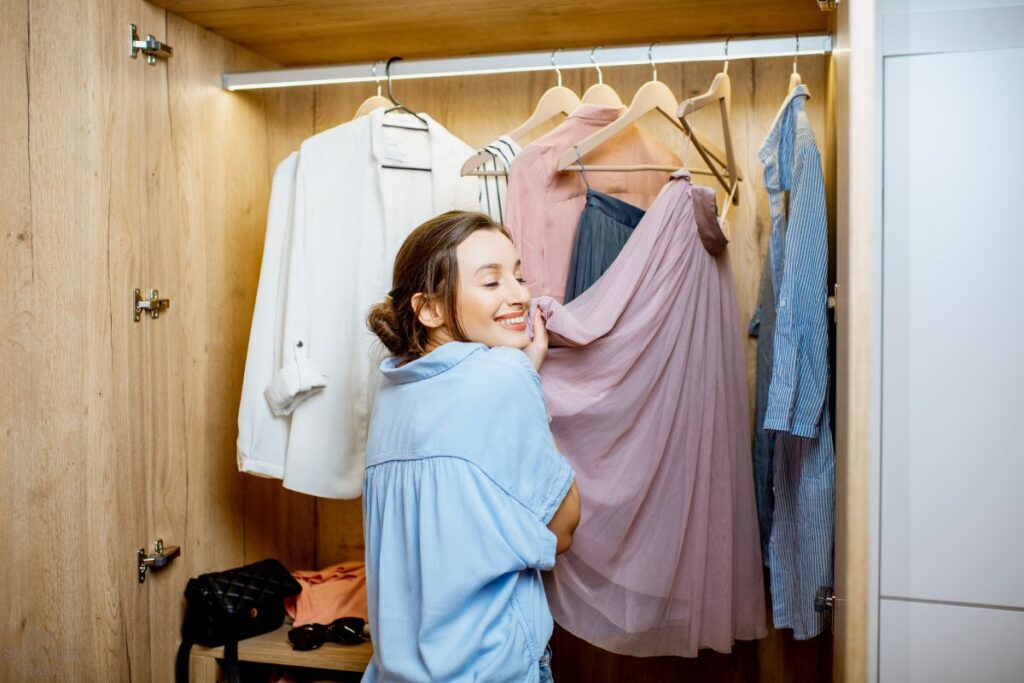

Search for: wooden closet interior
xmin=1 ymin=1 xmax=872 ymax=681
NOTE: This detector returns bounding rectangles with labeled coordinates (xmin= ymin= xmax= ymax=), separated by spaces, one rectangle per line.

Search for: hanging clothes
xmin=526 ymin=171 xmax=765 ymax=657
xmin=475 ymin=135 xmax=521 ymax=225
xmin=750 ymin=83 xmax=834 ymax=640
xmin=237 ymin=109 xmax=479 ymax=498
xmin=506 ymin=104 xmax=679 ymax=303
xmin=563 ymin=163 xmax=645 ymax=303
xmin=237 ymin=151 xmax=301 ymax=482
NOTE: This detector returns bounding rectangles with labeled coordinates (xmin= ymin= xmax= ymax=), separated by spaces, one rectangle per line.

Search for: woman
xmin=362 ymin=211 xmax=581 ymax=682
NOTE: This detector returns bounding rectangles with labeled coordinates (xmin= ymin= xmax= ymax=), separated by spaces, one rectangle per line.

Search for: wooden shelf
xmin=148 ymin=0 xmax=828 ymax=67
xmin=190 ymin=624 xmax=372 ymax=673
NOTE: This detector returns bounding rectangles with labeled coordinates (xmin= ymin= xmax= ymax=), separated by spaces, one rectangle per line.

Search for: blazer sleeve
xmin=237 ymin=152 xmax=299 ymax=478
xmin=264 ymin=153 xmax=329 ymax=416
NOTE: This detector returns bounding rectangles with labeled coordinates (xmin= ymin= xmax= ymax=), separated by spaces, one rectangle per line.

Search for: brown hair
xmin=367 ymin=211 xmax=512 ymax=360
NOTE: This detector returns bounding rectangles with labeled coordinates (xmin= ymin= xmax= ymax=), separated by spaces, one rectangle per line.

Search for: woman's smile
xmin=494 ymin=311 xmax=527 ymax=331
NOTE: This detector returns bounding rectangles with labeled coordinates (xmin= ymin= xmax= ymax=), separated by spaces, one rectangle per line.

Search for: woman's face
xmin=451 ymin=229 xmax=531 ymax=349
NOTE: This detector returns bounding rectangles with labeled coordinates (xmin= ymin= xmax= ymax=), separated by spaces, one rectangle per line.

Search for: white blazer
xmin=238 ymin=110 xmax=480 ymax=498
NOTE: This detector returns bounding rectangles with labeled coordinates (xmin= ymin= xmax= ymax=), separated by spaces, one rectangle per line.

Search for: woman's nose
xmin=510 ymin=278 xmax=530 ymax=304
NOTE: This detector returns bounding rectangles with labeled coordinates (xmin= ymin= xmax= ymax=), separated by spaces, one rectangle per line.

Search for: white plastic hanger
xmin=676 ymin=39 xmax=742 ymax=205
xmin=353 ymin=61 xmax=394 ymax=119
xmin=461 ymin=49 xmax=580 ymax=177
xmin=581 ymin=47 xmax=623 ymax=106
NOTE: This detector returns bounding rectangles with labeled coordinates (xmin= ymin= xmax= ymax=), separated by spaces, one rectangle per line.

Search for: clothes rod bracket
xmin=130 ymin=23 xmax=173 ymax=65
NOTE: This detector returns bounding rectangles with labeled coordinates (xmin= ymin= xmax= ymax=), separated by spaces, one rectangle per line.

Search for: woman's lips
xmin=495 ymin=313 xmax=527 ymax=331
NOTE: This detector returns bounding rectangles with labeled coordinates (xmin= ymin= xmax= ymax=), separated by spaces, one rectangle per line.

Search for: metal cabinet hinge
xmin=137 ymin=539 xmax=180 ymax=583
xmin=817 ymin=0 xmax=839 ymax=11
xmin=827 ymin=283 xmax=838 ymax=323
xmin=129 ymin=24 xmax=174 ymax=65
xmin=814 ymin=585 xmax=835 ymax=612
xmin=134 ymin=288 xmax=170 ymax=321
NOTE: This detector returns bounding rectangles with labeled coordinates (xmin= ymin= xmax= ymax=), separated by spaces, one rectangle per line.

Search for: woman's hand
xmin=523 ymin=306 xmax=548 ymax=372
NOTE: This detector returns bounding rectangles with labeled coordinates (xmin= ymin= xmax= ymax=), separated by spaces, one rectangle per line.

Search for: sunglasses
xmin=287 ymin=617 xmax=366 ymax=651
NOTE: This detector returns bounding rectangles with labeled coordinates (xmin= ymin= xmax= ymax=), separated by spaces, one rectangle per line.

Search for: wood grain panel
xmin=146 ymin=0 xmax=827 ymax=66
xmin=0 ymin=0 xmax=151 ymax=679
xmin=0 ymin=2 xmax=316 ymax=680
xmin=154 ymin=13 xmax=323 ymax=680
xmin=832 ymin=1 xmax=875 ymax=680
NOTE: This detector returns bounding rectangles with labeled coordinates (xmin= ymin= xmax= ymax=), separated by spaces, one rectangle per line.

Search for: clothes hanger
xmin=353 ymin=61 xmax=394 ymax=120
xmin=556 ymin=44 xmax=708 ymax=175
xmin=676 ymin=39 xmax=742 ymax=205
xmin=789 ymin=35 xmax=805 ymax=93
xmin=581 ymin=47 xmax=623 ymax=107
xmin=382 ymin=56 xmax=429 ymax=131
xmin=460 ymin=49 xmax=580 ymax=177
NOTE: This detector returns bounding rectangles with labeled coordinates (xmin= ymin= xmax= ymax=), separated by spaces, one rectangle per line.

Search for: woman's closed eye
xmin=483 ymin=277 xmax=525 ymax=288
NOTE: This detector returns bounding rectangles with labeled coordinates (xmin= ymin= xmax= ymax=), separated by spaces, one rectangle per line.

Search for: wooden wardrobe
xmin=0 ymin=1 xmax=878 ymax=681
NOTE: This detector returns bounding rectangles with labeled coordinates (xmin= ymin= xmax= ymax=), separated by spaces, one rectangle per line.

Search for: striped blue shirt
xmin=750 ymin=84 xmax=835 ymax=640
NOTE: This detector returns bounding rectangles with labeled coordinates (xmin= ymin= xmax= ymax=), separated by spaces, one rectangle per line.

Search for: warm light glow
xmin=223 ymin=36 xmax=831 ymax=91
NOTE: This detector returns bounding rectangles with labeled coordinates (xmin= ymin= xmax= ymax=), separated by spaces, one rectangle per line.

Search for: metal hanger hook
xmin=385 ymin=56 xmax=401 ymax=103
xmin=648 ymin=42 xmax=658 ymax=82
xmin=723 ymin=38 xmax=730 ymax=74
xmin=590 ymin=46 xmax=604 ymax=85
xmin=550 ymin=48 xmax=563 ymax=88
xmin=793 ymin=35 xmax=800 ymax=74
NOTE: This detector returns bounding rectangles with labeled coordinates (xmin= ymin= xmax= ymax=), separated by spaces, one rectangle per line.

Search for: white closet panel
xmin=879 ymin=599 xmax=1024 ymax=683
xmin=880 ymin=47 xmax=1024 ymax=608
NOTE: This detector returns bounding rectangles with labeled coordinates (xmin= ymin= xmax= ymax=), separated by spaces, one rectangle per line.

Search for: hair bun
xmin=367 ymin=299 xmax=405 ymax=357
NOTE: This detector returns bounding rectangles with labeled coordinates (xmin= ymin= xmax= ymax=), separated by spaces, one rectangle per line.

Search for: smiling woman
xmin=361 ymin=210 xmax=580 ymax=681
xmin=366 ymin=210 xmax=545 ymax=366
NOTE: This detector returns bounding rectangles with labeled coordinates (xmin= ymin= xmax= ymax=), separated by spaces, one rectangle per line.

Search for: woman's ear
xmin=412 ymin=292 xmax=445 ymax=329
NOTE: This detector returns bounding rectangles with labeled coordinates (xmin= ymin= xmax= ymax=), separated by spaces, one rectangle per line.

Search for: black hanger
xmin=383 ymin=57 xmax=429 ymax=131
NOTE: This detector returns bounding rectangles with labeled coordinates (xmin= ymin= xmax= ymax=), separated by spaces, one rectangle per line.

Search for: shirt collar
xmin=380 ymin=341 xmax=486 ymax=384
xmin=568 ymin=104 xmax=625 ymax=123
xmin=759 ymin=84 xmax=811 ymax=168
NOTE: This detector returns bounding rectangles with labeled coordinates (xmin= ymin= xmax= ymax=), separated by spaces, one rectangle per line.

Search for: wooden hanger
xmin=581 ymin=47 xmax=623 ymax=106
xmin=557 ymin=44 xmax=710 ymax=176
xmin=353 ymin=60 xmax=394 ymax=119
xmin=676 ymin=40 xmax=742 ymax=205
xmin=461 ymin=50 xmax=580 ymax=177
xmin=789 ymin=35 xmax=805 ymax=93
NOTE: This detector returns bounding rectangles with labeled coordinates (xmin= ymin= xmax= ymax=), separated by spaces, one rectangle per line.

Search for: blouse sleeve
xmin=464 ymin=347 xmax=575 ymax=526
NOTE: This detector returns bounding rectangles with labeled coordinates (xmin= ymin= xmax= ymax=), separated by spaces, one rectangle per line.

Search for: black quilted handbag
xmin=174 ymin=558 xmax=301 ymax=683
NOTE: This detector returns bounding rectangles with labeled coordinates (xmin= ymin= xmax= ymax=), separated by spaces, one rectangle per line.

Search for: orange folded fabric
xmin=284 ymin=561 xmax=368 ymax=627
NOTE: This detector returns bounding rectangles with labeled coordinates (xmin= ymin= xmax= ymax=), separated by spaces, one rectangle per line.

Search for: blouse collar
xmin=380 ymin=341 xmax=486 ymax=384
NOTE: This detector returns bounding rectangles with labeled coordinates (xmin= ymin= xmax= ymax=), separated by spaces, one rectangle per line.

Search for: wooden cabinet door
xmin=1 ymin=0 xmax=311 ymax=674
xmin=0 ymin=0 xmax=175 ymax=680
xmin=831 ymin=0 xmax=877 ymax=681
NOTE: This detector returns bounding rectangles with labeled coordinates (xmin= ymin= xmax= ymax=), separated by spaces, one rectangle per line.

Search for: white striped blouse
xmin=474 ymin=136 xmax=521 ymax=225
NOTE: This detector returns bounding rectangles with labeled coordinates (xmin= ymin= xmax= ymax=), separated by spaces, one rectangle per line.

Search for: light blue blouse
xmin=361 ymin=341 xmax=575 ymax=683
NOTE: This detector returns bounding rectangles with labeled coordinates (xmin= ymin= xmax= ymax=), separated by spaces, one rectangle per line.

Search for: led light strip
xmin=222 ymin=34 xmax=832 ymax=91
